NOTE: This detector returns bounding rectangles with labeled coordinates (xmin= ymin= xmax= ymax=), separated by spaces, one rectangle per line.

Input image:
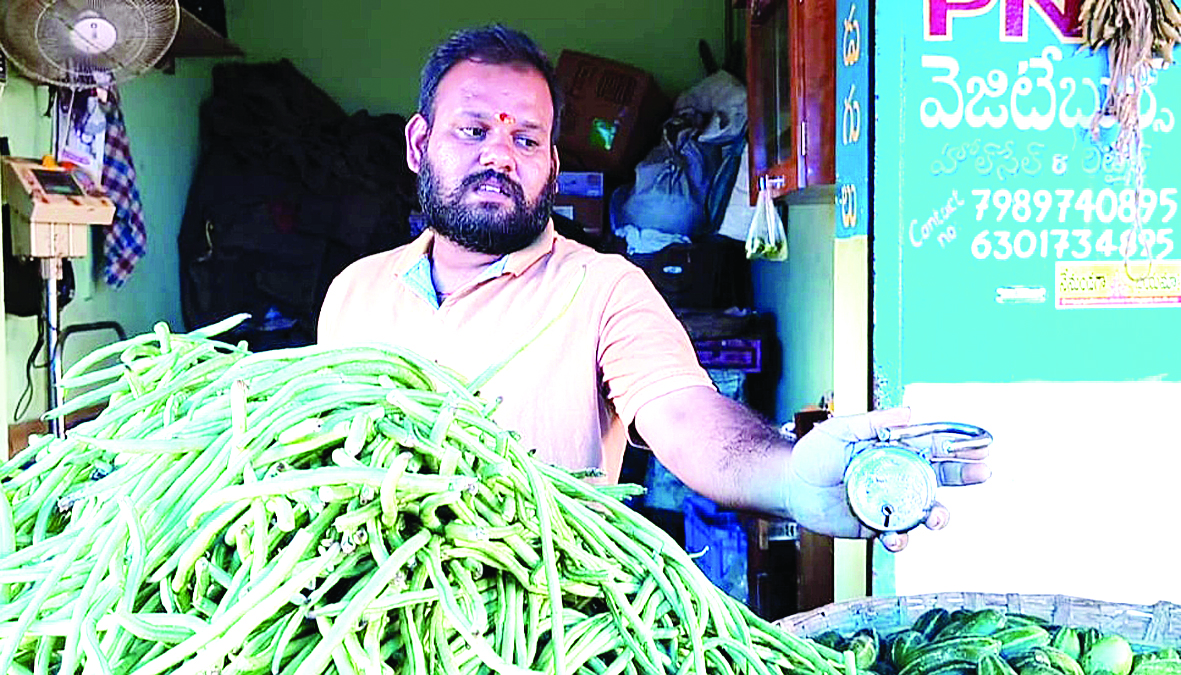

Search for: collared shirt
xmin=317 ymin=222 xmax=714 ymax=482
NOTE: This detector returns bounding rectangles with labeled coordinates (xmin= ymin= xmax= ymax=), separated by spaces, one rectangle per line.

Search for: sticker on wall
xmin=1056 ymin=260 xmax=1181 ymax=308
xmin=995 ymin=285 xmax=1047 ymax=304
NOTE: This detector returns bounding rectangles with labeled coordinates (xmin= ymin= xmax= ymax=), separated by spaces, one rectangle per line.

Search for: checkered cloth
xmin=100 ymin=92 xmax=146 ymax=288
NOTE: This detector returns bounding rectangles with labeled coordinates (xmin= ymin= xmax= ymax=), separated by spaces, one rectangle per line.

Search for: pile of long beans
xmin=0 ymin=317 xmax=856 ymax=675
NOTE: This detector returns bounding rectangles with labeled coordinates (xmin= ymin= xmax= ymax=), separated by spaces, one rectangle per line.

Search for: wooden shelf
xmin=167 ymin=7 xmax=243 ymax=58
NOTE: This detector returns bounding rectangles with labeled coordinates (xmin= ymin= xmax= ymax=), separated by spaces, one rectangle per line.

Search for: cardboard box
xmin=555 ymin=51 xmax=670 ymax=179
xmin=557 ymin=171 xmax=604 ymax=198
xmin=554 ymin=171 xmax=607 ymax=239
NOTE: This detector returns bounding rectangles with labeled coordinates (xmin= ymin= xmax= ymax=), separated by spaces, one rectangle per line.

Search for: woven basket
xmin=774 ymin=592 xmax=1181 ymax=649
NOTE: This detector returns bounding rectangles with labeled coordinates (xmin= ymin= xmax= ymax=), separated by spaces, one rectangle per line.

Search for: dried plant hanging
xmin=1079 ymin=0 xmax=1181 ymax=277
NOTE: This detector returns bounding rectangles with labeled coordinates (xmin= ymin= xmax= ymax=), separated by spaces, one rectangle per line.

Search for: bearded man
xmin=317 ymin=25 xmax=989 ymax=550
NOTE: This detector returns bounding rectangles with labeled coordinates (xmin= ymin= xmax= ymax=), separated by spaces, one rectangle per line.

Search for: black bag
xmin=3 ymin=204 xmax=73 ymax=318
xmin=178 ymin=60 xmax=417 ymax=349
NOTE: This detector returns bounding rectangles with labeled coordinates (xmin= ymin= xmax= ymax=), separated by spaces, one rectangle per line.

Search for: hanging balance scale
xmin=844 ymin=421 xmax=993 ymax=533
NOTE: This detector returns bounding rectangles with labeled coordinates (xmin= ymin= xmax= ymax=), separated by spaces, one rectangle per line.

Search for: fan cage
xmin=0 ymin=0 xmax=179 ymax=88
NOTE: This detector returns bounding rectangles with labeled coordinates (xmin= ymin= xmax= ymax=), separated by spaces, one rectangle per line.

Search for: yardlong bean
xmin=0 ymin=320 xmax=859 ymax=675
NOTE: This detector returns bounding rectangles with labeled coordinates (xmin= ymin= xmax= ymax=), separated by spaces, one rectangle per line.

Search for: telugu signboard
xmin=872 ymin=0 xmax=1181 ymax=385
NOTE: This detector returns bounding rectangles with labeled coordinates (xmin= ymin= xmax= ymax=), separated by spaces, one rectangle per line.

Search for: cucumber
xmin=1130 ymin=659 xmax=1181 ymax=675
xmin=892 ymin=630 xmax=930 ymax=669
xmin=936 ymin=609 xmax=1007 ymax=641
xmin=927 ymin=664 xmax=978 ymax=675
xmin=815 ymin=630 xmax=847 ymax=651
xmin=1025 ymin=664 xmax=1069 ymax=675
xmin=899 ymin=636 xmax=1002 ymax=675
xmin=914 ymin=608 xmax=954 ymax=640
xmin=980 ymin=652 xmax=1020 ymax=675
xmin=1033 ymin=646 xmax=1087 ymax=675
xmin=1079 ymin=629 xmax=1104 ymax=655
xmin=851 ymin=632 xmax=880 ymax=669
xmin=1008 ymin=614 xmax=1051 ymax=627
xmin=996 ymin=625 xmax=1052 ymax=659
xmin=933 ymin=611 xmax=977 ymax=640
xmin=1080 ymin=635 xmax=1135 ymax=675
xmin=1157 ymin=651 xmax=1181 ymax=661
xmin=1051 ymin=628 xmax=1082 ymax=662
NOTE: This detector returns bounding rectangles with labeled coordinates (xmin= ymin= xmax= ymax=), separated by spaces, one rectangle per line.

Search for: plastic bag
xmin=744 ymin=180 xmax=788 ymax=261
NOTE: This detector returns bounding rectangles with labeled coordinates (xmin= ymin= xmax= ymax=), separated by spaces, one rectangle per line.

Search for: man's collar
xmin=502 ymin=220 xmax=557 ymax=276
xmin=394 ymin=220 xmax=558 ymax=279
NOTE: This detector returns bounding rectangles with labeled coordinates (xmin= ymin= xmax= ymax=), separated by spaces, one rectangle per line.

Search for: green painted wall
xmin=225 ymin=0 xmax=725 ymax=117
xmin=750 ymin=195 xmax=837 ymax=424
xmin=2 ymin=2 xmax=725 ymax=428
xmin=2 ymin=60 xmax=214 ymax=424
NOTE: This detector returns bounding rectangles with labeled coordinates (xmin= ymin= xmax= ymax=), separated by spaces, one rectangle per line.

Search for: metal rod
xmin=43 ymin=259 xmax=64 ymax=438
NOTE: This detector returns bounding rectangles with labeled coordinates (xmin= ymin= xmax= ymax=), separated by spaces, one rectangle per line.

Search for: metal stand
xmin=42 ymin=258 xmax=65 ymax=438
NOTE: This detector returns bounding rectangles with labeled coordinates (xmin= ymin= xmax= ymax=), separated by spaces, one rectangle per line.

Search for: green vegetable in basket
xmin=982 ymin=651 xmax=1022 ymax=675
xmin=996 ymin=625 xmax=1052 ymax=659
xmin=955 ymin=609 xmax=1009 ymax=638
xmin=899 ymin=636 xmax=1002 ymax=675
xmin=1008 ymin=614 xmax=1052 ymax=628
xmin=1081 ymin=628 xmax=1106 ymax=654
xmin=914 ymin=608 xmax=953 ymax=641
xmin=893 ymin=630 xmax=930 ymax=668
xmin=1052 ymin=627 xmax=1084 ymax=661
xmin=1136 ymin=650 xmax=1181 ymax=667
xmin=851 ymin=631 xmax=880 ymax=668
xmin=1081 ymin=635 xmax=1135 ymax=675
xmin=1023 ymin=662 xmax=1068 ymax=675
xmin=814 ymin=629 xmax=847 ymax=651
xmin=1034 ymin=646 xmax=1087 ymax=675
xmin=926 ymin=664 xmax=978 ymax=675
xmin=1131 ymin=659 xmax=1181 ymax=675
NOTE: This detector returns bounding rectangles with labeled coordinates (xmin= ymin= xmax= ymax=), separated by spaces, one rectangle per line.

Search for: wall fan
xmin=0 ymin=0 xmax=179 ymax=88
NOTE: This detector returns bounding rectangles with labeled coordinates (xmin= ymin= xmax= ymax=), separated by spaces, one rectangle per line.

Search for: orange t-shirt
xmin=317 ymin=223 xmax=713 ymax=482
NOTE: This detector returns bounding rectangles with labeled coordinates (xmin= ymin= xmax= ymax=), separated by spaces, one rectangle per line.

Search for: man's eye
xmin=515 ymin=136 xmax=540 ymax=149
xmin=459 ymin=127 xmax=486 ymax=139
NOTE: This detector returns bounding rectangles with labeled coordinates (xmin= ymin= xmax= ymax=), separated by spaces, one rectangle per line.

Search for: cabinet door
xmin=745 ymin=0 xmax=835 ymax=203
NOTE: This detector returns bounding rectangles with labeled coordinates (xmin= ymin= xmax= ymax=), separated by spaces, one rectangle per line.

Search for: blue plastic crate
xmin=683 ymin=493 xmax=748 ymax=603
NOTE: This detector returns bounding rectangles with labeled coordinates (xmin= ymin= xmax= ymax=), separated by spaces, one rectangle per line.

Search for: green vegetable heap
xmin=0 ymin=317 xmax=852 ymax=675
xmin=812 ymin=606 xmax=1181 ymax=675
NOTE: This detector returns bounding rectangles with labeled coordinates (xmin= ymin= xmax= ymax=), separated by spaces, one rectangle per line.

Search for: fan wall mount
xmin=0 ymin=0 xmax=180 ymax=89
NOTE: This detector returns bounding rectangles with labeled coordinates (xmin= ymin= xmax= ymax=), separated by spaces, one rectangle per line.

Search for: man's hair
xmin=417 ymin=24 xmax=565 ymax=143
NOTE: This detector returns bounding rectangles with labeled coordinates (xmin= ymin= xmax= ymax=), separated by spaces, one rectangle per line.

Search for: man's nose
xmin=478 ymin=130 xmax=517 ymax=175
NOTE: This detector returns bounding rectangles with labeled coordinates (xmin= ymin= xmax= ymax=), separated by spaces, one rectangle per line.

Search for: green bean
xmin=130 ymin=529 xmax=323 ymax=675
xmin=59 ymin=522 xmax=127 ymax=675
xmin=0 ymin=498 xmax=110 ymax=674
xmin=270 ymin=609 xmax=306 ymax=675
xmin=294 ymin=529 xmax=430 ymax=675
xmin=0 ymin=491 xmax=12 ymax=603
xmin=509 ymin=443 xmax=567 ymax=675
xmin=0 ymin=323 xmax=865 ymax=675
xmin=403 ymin=600 xmax=429 ymax=675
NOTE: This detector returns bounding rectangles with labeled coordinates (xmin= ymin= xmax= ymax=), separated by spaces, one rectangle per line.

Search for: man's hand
xmin=787 ymin=407 xmax=992 ymax=552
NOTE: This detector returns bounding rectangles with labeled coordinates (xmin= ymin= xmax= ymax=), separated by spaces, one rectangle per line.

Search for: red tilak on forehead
xmin=497 ymin=112 xmax=516 ymax=125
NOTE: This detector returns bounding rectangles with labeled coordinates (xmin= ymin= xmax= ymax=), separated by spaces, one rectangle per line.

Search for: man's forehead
xmin=436 ymin=60 xmax=552 ymax=115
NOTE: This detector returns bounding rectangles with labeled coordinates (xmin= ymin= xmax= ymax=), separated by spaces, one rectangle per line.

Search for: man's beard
xmin=418 ymin=158 xmax=556 ymax=256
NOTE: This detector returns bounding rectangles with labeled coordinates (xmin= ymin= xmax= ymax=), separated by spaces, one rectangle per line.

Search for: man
xmin=318 ymin=25 xmax=990 ymax=552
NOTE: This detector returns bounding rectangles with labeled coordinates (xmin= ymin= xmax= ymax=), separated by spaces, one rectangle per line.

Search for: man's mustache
xmin=458 ymin=170 xmax=525 ymax=203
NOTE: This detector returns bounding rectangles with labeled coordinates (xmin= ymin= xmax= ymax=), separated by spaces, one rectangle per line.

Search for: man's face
xmin=406 ymin=60 xmax=560 ymax=255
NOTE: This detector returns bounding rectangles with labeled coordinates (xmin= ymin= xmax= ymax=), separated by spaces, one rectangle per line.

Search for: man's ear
xmin=406 ymin=113 xmax=430 ymax=174
xmin=551 ymin=145 xmax=561 ymax=176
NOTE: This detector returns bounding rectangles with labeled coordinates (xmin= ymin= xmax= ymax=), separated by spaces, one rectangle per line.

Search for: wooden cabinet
xmin=743 ymin=0 xmax=836 ymax=203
